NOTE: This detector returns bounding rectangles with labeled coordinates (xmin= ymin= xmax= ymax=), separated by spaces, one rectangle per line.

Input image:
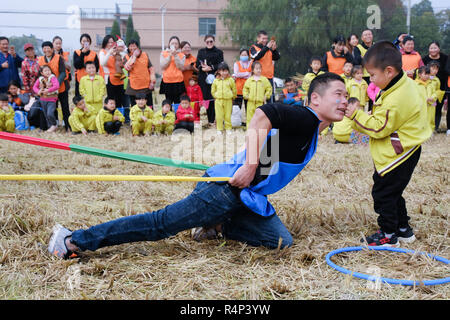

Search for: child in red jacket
xmin=175 ymin=95 xmax=194 ymax=133
xmin=185 ymin=75 xmax=203 ymax=123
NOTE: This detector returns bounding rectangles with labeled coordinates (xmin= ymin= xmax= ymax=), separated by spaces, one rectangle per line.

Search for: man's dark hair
xmin=0 ymin=93 xmax=9 ymax=102
xmin=362 ymin=41 xmax=402 ymax=73
xmin=402 ymin=35 xmax=414 ymax=45
xmin=85 ymin=61 xmax=95 ymax=67
xmin=257 ymin=30 xmax=268 ymax=37
xmin=41 ymin=41 xmax=53 ymax=49
xmin=73 ymin=95 xmax=84 ymax=105
xmin=307 ymin=72 xmax=345 ymax=102
xmin=0 ymin=36 xmax=9 ymax=43
xmin=284 ymin=77 xmax=294 ymax=83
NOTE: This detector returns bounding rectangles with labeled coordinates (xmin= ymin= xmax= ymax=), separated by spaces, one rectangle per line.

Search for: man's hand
xmin=229 ymin=164 xmax=257 ymax=189
xmin=1 ymin=61 xmax=9 ymax=69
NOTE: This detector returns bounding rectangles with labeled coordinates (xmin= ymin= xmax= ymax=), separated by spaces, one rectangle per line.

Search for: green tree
xmin=111 ymin=20 xmax=121 ymax=40
xmin=132 ymin=30 xmax=141 ymax=44
xmin=125 ymin=15 xmax=135 ymax=44
xmin=410 ymin=0 xmax=442 ymax=55
xmin=8 ymin=34 xmax=43 ymax=57
xmin=436 ymin=9 xmax=450 ymax=54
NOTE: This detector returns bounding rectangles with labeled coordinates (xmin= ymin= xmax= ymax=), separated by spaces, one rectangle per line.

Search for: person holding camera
xmin=159 ymin=36 xmax=186 ymax=104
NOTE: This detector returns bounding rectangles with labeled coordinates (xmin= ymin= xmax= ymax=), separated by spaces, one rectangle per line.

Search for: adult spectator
xmin=159 ymin=36 xmax=186 ymax=104
xmin=357 ymin=30 xmax=375 ymax=83
xmin=196 ymin=35 xmax=223 ymax=126
xmin=393 ymin=33 xmax=408 ymax=50
xmin=346 ymin=33 xmax=362 ymax=66
xmin=250 ymin=30 xmax=280 ymax=102
xmin=21 ymin=43 xmax=40 ymax=95
xmin=233 ymin=49 xmax=252 ymax=112
xmin=180 ymin=41 xmax=197 ymax=91
xmin=73 ymin=34 xmax=101 ymax=96
xmin=52 ymin=36 xmax=71 ymax=131
xmin=0 ymin=36 xmax=23 ymax=93
xmin=124 ymin=39 xmax=156 ymax=107
xmin=422 ymin=41 xmax=448 ymax=132
xmin=401 ymin=36 xmax=424 ymax=78
xmin=322 ymin=35 xmax=353 ymax=75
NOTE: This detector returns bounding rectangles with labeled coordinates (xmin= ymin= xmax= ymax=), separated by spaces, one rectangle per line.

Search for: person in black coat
xmin=196 ymin=35 xmax=224 ymax=125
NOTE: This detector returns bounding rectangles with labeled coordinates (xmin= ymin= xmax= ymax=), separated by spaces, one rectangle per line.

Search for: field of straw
xmin=0 ymin=108 xmax=449 ymax=300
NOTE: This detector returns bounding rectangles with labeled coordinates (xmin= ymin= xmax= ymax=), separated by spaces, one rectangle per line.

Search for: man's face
xmin=258 ymin=34 xmax=269 ymax=46
xmin=311 ymin=80 xmax=348 ymax=123
xmin=285 ymin=81 xmax=296 ymax=93
xmin=0 ymin=40 xmax=9 ymax=53
xmin=404 ymin=40 xmax=414 ymax=53
xmin=362 ymin=30 xmax=373 ymax=44
xmin=43 ymin=46 xmax=53 ymax=57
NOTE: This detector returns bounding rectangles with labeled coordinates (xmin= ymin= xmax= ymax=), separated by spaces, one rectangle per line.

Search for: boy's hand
xmin=345 ymin=103 xmax=358 ymax=118
xmin=141 ymin=116 xmax=148 ymax=122
xmin=113 ymin=116 xmax=119 ymax=121
xmin=427 ymin=98 xmax=435 ymax=103
xmin=81 ymin=128 xmax=87 ymax=135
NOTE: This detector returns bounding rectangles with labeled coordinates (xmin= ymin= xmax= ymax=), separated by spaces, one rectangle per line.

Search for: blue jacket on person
xmin=0 ymin=53 xmax=23 ymax=89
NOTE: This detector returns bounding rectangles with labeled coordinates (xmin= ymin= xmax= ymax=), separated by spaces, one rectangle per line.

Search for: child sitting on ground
xmin=79 ymin=61 xmax=106 ymax=114
xmin=0 ymin=93 xmax=15 ymax=132
xmin=345 ymin=41 xmax=431 ymax=246
xmin=174 ymin=95 xmax=195 ymax=133
xmin=153 ymin=99 xmax=175 ymax=135
xmin=96 ymin=97 xmax=125 ymax=135
xmin=32 ymin=65 xmax=60 ymax=133
xmin=280 ymin=77 xmax=304 ymax=106
xmin=130 ymin=92 xmax=154 ymax=136
xmin=68 ymin=95 xmax=96 ymax=135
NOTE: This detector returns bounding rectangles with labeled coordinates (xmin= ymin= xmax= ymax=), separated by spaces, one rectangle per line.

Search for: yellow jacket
xmin=153 ymin=109 xmax=175 ymax=126
xmin=211 ymin=76 xmax=236 ymax=100
xmin=333 ymin=117 xmax=354 ymax=141
xmin=69 ymin=105 xmax=96 ymax=131
xmin=242 ymin=75 xmax=272 ymax=103
xmin=79 ymin=75 xmax=106 ymax=106
xmin=96 ymin=108 xmax=125 ymax=134
xmin=347 ymin=78 xmax=369 ymax=106
xmin=415 ymin=79 xmax=435 ymax=106
xmin=130 ymin=105 xmax=154 ymax=124
xmin=0 ymin=106 xmax=15 ymax=129
xmin=429 ymin=76 xmax=445 ymax=103
xmin=340 ymin=74 xmax=353 ymax=88
xmin=302 ymin=71 xmax=325 ymax=93
xmin=350 ymin=72 xmax=431 ymax=176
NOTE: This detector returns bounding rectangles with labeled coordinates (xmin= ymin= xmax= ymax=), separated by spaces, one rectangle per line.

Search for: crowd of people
xmin=0 ymin=29 xmax=449 ymax=138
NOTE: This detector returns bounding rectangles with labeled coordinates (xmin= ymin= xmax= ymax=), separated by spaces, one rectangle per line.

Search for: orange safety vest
xmin=38 ymin=54 xmax=66 ymax=93
xmin=101 ymin=49 xmax=124 ymax=86
xmin=182 ymin=54 xmax=197 ymax=89
xmin=75 ymin=50 xmax=104 ymax=82
xmin=127 ymin=51 xmax=151 ymax=90
xmin=402 ymin=52 xmax=422 ymax=73
xmin=326 ymin=51 xmax=347 ymax=75
xmin=235 ymin=61 xmax=252 ymax=95
xmin=162 ymin=51 xmax=184 ymax=84
xmin=252 ymin=45 xmax=274 ymax=79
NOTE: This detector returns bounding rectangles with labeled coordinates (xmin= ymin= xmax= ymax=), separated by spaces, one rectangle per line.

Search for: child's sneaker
xmin=48 ymin=224 xmax=78 ymax=259
xmin=396 ymin=227 xmax=416 ymax=243
xmin=361 ymin=230 xmax=399 ymax=247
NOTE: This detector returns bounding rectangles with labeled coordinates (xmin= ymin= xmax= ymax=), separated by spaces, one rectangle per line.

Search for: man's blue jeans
xmin=71 ymin=181 xmax=293 ymax=251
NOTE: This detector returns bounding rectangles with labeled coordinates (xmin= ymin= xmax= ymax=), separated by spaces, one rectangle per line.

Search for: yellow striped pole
xmin=0 ymin=175 xmax=231 ymax=182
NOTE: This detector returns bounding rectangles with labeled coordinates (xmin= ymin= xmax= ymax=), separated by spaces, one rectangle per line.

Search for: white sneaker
xmin=446 ymin=130 xmax=450 ymax=136
xmin=226 ymin=130 xmax=233 ymax=135
xmin=217 ymin=130 xmax=223 ymax=135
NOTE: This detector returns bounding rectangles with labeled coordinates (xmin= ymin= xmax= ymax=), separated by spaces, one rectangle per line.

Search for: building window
xmin=199 ymin=18 xmax=216 ymax=36
xmin=105 ymin=27 xmax=112 ymax=36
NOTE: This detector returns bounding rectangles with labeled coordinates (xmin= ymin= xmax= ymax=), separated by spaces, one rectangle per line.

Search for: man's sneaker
xmin=48 ymin=224 xmax=78 ymax=259
xmin=191 ymin=226 xmax=221 ymax=242
xmin=361 ymin=230 xmax=399 ymax=247
xmin=396 ymin=227 xmax=416 ymax=243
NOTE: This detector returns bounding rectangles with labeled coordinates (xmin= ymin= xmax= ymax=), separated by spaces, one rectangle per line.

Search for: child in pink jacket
xmin=33 ymin=65 xmax=60 ymax=132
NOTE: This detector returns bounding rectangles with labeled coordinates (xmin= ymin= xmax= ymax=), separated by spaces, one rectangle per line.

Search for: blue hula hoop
xmin=326 ymin=246 xmax=450 ymax=286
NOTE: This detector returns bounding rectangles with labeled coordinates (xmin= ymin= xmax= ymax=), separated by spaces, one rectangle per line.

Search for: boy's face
xmin=310 ymin=80 xmax=348 ymax=123
xmin=285 ymin=81 xmax=296 ymax=93
xmin=343 ymin=63 xmax=353 ymax=75
xmin=354 ymin=70 xmax=363 ymax=81
xmin=136 ymin=98 xmax=147 ymax=107
xmin=86 ymin=64 xmax=96 ymax=76
xmin=311 ymin=60 xmax=322 ymax=72
xmin=105 ymin=99 xmax=116 ymax=111
xmin=365 ymin=63 xmax=398 ymax=90
xmin=76 ymin=100 xmax=86 ymax=109
xmin=430 ymin=66 xmax=438 ymax=76
xmin=180 ymin=100 xmax=190 ymax=109
xmin=403 ymin=40 xmax=414 ymax=53
xmin=0 ymin=100 xmax=8 ymax=109
xmin=162 ymin=104 xmax=171 ymax=114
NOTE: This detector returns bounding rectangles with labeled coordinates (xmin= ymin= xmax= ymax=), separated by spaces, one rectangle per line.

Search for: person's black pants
xmin=174 ymin=121 xmax=194 ymax=133
xmin=371 ymin=147 xmax=421 ymax=234
xmin=28 ymin=101 xmax=49 ymax=131
xmin=363 ymin=76 xmax=373 ymax=112
xmin=57 ymin=91 xmax=70 ymax=131
xmin=435 ymin=93 xmax=449 ymax=131
xmin=104 ymin=121 xmax=122 ymax=134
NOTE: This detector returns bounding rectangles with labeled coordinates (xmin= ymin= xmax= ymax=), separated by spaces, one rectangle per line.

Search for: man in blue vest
xmin=48 ymin=73 xmax=349 ymax=259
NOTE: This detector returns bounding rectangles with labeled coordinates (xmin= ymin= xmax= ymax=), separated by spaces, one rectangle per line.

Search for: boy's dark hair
xmin=104 ymin=97 xmax=115 ymax=105
xmin=333 ymin=35 xmax=346 ymax=45
xmin=80 ymin=33 xmax=92 ymax=44
xmin=344 ymin=61 xmax=354 ymax=66
xmin=0 ymin=93 xmax=9 ymax=102
xmin=73 ymin=95 xmax=84 ymax=105
xmin=309 ymin=56 xmax=322 ymax=65
xmin=135 ymin=92 xmax=147 ymax=100
xmin=417 ymin=65 xmax=430 ymax=75
xmin=363 ymin=41 xmax=402 ymax=73
xmin=351 ymin=65 xmax=363 ymax=76
xmin=307 ymin=72 xmax=345 ymax=102
xmin=8 ymin=80 xmax=20 ymax=89
xmin=348 ymin=97 xmax=360 ymax=105
xmin=428 ymin=61 xmax=440 ymax=69
xmin=85 ymin=61 xmax=95 ymax=67
xmin=41 ymin=41 xmax=53 ymax=49
xmin=180 ymin=95 xmax=191 ymax=102
xmin=257 ymin=30 xmax=268 ymax=37
xmin=161 ymin=99 xmax=173 ymax=110
xmin=284 ymin=77 xmax=294 ymax=83
xmin=402 ymin=35 xmax=414 ymax=45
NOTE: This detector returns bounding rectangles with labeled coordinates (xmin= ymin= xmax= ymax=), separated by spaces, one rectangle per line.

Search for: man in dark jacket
xmin=0 ymin=37 xmax=23 ymax=93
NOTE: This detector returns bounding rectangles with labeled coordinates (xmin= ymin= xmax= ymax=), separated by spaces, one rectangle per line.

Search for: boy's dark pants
xmin=372 ymin=147 xmax=421 ymax=234
xmin=104 ymin=121 xmax=122 ymax=134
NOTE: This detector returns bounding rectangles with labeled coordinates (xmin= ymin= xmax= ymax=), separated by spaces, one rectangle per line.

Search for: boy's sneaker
xmin=361 ymin=230 xmax=399 ymax=247
xmin=48 ymin=224 xmax=78 ymax=259
xmin=396 ymin=227 xmax=416 ymax=243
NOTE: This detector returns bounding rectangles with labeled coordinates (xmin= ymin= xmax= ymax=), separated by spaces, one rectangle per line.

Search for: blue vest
xmin=206 ymin=108 xmax=320 ymax=217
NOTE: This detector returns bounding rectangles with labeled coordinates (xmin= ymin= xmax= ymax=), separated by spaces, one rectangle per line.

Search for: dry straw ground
xmin=0 ymin=114 xmax=448 ymax=300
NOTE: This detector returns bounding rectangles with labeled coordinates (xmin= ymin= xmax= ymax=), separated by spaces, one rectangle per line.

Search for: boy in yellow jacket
xmin=340 ymin=61 xmax=353 ymax=87
xmin=79 ymin=61 xmax=106 ymax=114
xmin=346 ymin=65 xmax=369 ymax=111
xmin=96 ymin=97 xmax=125 ymax=135
xmin=211 ymin=62 xmax=236 ymax=135
xmin=153 ymin=99 xmax=175 ymax=135
xmin=345 ymin=41 xmax=431 ymax=247
xmin=415 ymin=66 xmax=436 ymax=132
xmin=0 ymin=93 xmax=15 ymax=132
xmin=302 ymin=56 xmax=325 ymax=96
xmin=243 ymin=61 xmax=272 ymax=128
xmin=68 ymin=95 xmax=96 ymax=135
xmin=130 ymin=92 xmax=153 ymax=136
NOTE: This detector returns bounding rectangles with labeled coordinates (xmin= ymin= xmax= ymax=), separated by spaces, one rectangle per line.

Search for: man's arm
xmin=229 ymin=108 xmax=272 ymax=188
